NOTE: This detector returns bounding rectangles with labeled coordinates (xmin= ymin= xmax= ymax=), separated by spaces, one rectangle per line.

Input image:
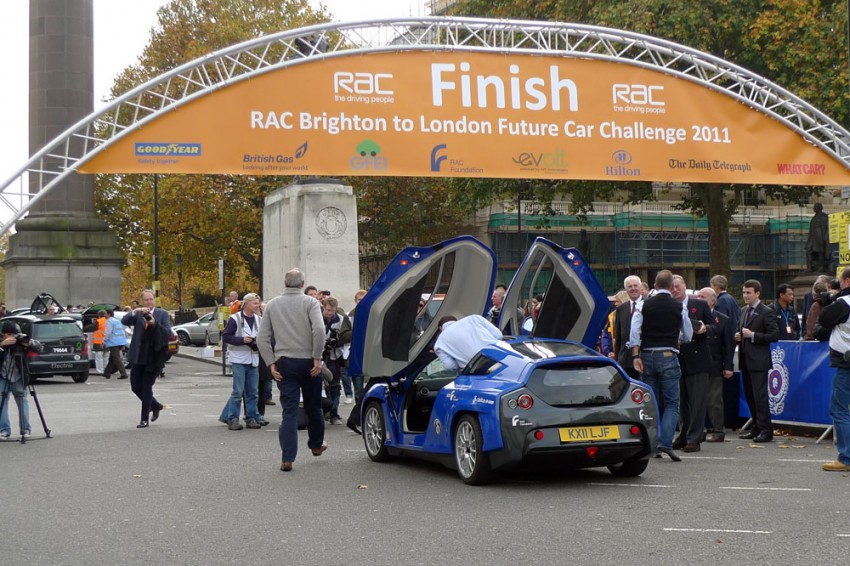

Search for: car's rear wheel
xmin=608 ymin=457 xmax=649 ymax=477
xmin=72 ymin=371 xmax=89 ymax=383
xmin=363 ymin=401 xmax=391 ymax=462
xmin=177 ymin=331 xmax=191 ymax=346
xmin=454 ymin=415 xmax=492 ymax=485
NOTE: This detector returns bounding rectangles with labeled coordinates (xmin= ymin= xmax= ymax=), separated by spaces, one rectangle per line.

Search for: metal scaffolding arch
xmin=3 ymin=16 xmax=850 ymax=236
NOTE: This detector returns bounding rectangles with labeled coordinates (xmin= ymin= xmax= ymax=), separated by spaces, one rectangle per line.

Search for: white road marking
xmin=664 ymin=528 xmax=771 ymax=534
xmin=719 ymin=486 xmax=811 ymax=492
xmin=681 ymin=456 xmax=736 ymax=460
xmin=589 ymin=483 xmax=673 ymax=488
xmin=777 ymin=459 xmax=833 ymax=463
xmin=837 ymin=534 xmax=850 ymax=538
xmin=345 ymin=449 xmax=367 ymax=453
xmin=188 ymin=394 xmax=220 ymax=397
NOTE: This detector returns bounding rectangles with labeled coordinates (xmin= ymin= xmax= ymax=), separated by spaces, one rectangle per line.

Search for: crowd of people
xmin=3 ymin=263 xmax=849 ymax=475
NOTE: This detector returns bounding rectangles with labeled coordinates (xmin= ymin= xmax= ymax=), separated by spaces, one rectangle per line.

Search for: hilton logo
xmin=605 ymin=149 xmax=640 ymax=177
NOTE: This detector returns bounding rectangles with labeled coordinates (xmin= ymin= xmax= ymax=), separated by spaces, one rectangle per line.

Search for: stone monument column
xmin=2 ymin=0 xmax=123 ymax=307
xmin=263 ymin=180 xmax=360 ymax=311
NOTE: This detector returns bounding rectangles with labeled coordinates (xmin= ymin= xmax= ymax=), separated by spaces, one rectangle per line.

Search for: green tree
xmin=95 ymin=0 xmax=331 ymax=301
xmin=451 ymin=0 xmax=848 ymax=279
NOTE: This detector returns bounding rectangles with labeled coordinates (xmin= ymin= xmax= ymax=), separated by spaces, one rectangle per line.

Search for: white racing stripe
xmin=589 ymin=483 xmax=673 ymax=488
xmin=664 ymin=528 xmax=771 ymax=534
xmin=719 ymin=486 xmax=811 ymax=492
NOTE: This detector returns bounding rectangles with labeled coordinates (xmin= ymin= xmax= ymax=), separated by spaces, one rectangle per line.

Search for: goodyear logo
xmin=135 ymin=143 xmax=201 ymax=156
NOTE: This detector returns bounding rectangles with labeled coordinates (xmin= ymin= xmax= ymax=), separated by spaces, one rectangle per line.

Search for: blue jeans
xmin=640 ymin=350 xmax=681 ymax=449
xmin=341 ymin=365 xmax=352 ymax=398
xmin=278 ymin=357 xmax=325 ymax=462
xmin=830 ymin=366 xmax=850 ymax=465
xmin=0 ymin=378 xmax=30 ymax=435
xmin=220 ymin=363 xmax=261 ymax=422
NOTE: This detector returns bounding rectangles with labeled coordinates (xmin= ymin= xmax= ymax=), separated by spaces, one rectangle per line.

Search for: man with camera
xmin=0 ymin=321 xmax=42 ymax=440
xmin=122 ymin=289 xmax=172 ymax=428
xmin=219 ymin=293 xmax=265 ymax=431
xmin=321 ymin=296 xmax=351 ymax=426
xmin=814 ymin=266 xmax=850 ymax=472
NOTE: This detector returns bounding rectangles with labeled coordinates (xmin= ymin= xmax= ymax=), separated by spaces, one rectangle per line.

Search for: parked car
xmin=173 ymin=312 xmax=218 ymax=346
xmin=0 ymin=314 xmax=90 ymax=383
xmin=350 ymin=236 xmax=659 ymax=485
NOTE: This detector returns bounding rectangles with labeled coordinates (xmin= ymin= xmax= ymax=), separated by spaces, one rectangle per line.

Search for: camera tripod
xmin=0 ymin=350 xmax=52 ymax=444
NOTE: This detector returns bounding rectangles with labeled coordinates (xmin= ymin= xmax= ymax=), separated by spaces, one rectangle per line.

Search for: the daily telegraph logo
xmin=605 ymin=149 xmax=640 ymax=177
xmin=333 ymin=72 xmax=395 ymax=104
xmin=612 ymin=84 xmax=666 ymax=115
xmin=511 ymin=148 xmax=568 ymax=172
xmin=350 ymin=139 xmax=387 ymax=171
xmin=135 ymin=142 xmax=201 ymax=156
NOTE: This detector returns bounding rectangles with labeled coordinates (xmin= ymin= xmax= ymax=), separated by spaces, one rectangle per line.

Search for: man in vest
xmin=93 ymin=310 xmax=108 ymax=375
xmin=629 ymin=270 xmax=693 ymax=461
xmin=814 ymin=266 xmax=850 ymax=471
xmin=219 ymin=293 xmax=264 ymax=431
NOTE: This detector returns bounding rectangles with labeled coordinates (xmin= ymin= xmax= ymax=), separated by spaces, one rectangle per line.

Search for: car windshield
xmin=525 ymin=364 xmax=628 ymax=406
xmin=32 ymin=321 xmax=83 ymax=340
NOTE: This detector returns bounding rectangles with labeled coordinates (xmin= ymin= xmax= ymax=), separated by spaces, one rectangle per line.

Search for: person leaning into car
xmin=122 ymin=289 xmax=171 ymax=428
xmin=102 ymin=309 xmax=128 ymax=380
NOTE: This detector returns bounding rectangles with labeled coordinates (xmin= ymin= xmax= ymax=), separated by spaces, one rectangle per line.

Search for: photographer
xmin=815 ymin=266 xmax=850 ymax=472
xmin=321 ymin=296 xmax=351 ymax=426
xmin=122 ymin=289 xmax=171 ymax=428
xmin=0 ymin=321 xmax=42 ymax=440
xmin=218 ymin=293 xmax=265 ymax=431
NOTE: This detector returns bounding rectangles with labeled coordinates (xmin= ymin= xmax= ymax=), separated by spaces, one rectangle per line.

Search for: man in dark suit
xmin=736 ymin=279 xmax=780 ymax=442
xmin=697 ymin=287 xmax=735 ymax=442
xmin=769 ymin=283 xmax=801 ymax=341
xmin=671 ymin=276 xmax=717 ymax=452
xmin=122 ymin=289 xmax=172 ymax=427
xmin=613 ymin=275 xmax=643 ymax=379
xmin=711 ymin=274 xmax=741 ymax=428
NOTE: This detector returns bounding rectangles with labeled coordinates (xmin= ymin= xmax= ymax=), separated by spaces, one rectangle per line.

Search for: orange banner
xmin=81 ymin=51 xmax=850 ymax=185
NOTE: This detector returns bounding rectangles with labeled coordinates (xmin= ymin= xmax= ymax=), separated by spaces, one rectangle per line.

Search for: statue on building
xmin=806 ymin=203 xmax=831 ymax=273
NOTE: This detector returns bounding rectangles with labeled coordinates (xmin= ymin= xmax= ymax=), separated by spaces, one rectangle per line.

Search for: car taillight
xmin=630 ymin=388 xmax=645 ymax=404
xmin=81 ymin=341 xmax=88 ymax=355
xmin=586 ymin=446 xmax=599 ymax=457
xmin=517 ymin=394 xmax=533 ymax=410
xmin=534 ymin=430 xmax=544 ymax=440
xmin=27 ymin=350 xmax=40 ymax=359
xmin=630 ymin=425 xmax=641 ymax=436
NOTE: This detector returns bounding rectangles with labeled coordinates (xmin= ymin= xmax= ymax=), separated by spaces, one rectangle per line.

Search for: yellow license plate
xmin=559 ymin=425 xmax=620 ymax=443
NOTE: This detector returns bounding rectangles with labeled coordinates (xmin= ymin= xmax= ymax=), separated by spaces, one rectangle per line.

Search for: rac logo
xmin=334 ymin=72 xmax=393 ymax=95
xmin=612 ymin=84 xmax=665 ymax=107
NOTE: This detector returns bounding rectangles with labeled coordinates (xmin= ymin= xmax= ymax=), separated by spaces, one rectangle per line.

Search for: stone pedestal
xmin=263 ymin=181 xmax=360 ymax=311
xmin=2 ymin=216 xmax=124 ymax=307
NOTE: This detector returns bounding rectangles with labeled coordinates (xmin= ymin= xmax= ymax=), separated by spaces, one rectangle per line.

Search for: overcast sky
xmin=0 ymin=0 xmax=426 ymax=188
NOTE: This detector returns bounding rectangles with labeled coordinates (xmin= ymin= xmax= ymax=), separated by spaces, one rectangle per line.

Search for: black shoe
xmin=117 ymin=375 xmax=128 ymax=379
xmin=346 ymin=421 xmax=361 ymax=435
xmin=672 ymin=437 xmax=687 ymax=450
xmin=654 ymin=451 xmax=662 ymax=459
xmin=705 ymin=432 xmax=726 ymax=443
xmin=738 ymin=431 xmax=757 ymax=440
xmin=258 ymin=418 xmax=269 ymax=426
xmin=753 ymin=432 xmax=773 ymax=443
xmin=137 ymin=421 xmax=149 ymax=428
xmin=658 ymin=447 xmax=682 ymax=462
xmin=683 ymin=443 xmax=701 ymax=453
xmin=151 ymin=407 xmax=161 ymax=422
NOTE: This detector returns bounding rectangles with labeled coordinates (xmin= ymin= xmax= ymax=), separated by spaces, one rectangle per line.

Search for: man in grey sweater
xmin=257 ymin=268 xmax=327 ymax=472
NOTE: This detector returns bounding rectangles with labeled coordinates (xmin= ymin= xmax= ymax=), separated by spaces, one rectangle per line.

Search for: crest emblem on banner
xmin=768 ymin=347 xmax=790 ymax=414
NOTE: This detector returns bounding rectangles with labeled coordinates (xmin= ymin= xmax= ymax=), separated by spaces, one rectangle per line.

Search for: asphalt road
xmin=1 ymin=355 xmax=847 ymax=565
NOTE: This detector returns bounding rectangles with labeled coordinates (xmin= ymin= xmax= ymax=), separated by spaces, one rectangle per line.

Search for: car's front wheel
xmin=363 ymin=401 xmax=392 ymax=462
xmin=72 ymin=371 xmax=89 ymax=383
xmin=177 ymin=331 xmax=191 ymax=346
xmin=608 ymin=457 xmax=649 ymax=477
xmin=454 ymin=415 xmax=492 ymax=485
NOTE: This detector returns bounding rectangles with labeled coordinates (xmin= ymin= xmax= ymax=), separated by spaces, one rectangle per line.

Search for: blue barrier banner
xmin=738 ymin=341 xmax=833 ymax=426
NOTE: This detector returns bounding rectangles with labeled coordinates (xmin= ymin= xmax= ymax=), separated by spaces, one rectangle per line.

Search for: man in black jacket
xmin=813 ymin=266 xmax=850 ymax=471
xmin=671 ymin=275 xmax=717 ymax=453
xmin=613 ymin=274 xmax=643 ymax=379
xmin=770 ymin=283 xmax=801 ymax=341
xmin=697 ymin=287 xmax=735 ymax=442
xmin=736 ymin=280 xmax=780 ymax=442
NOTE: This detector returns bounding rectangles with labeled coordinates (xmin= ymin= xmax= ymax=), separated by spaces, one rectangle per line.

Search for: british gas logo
xmin=135 ymin=143 xmax=201 ymax=156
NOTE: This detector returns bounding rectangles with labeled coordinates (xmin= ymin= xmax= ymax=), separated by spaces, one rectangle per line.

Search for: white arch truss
xmin=3 ymin=16 xmax=849 ymax=236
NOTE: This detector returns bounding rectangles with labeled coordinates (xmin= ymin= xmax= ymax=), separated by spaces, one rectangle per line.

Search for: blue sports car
xmin=349 ymin=236 xmax=659 ymax=485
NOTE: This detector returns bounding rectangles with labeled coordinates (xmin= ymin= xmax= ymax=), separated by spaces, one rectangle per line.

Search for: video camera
xmin=323 ymin=329 xmax=339 ymax=358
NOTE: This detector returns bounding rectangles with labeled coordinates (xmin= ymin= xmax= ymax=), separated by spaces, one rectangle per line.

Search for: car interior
xmin=402 ymin=353 xmax=458 ymax=433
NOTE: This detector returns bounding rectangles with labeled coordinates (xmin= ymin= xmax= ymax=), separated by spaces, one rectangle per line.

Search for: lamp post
xmin=176 ymin=253 xmax=183 ymax=310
